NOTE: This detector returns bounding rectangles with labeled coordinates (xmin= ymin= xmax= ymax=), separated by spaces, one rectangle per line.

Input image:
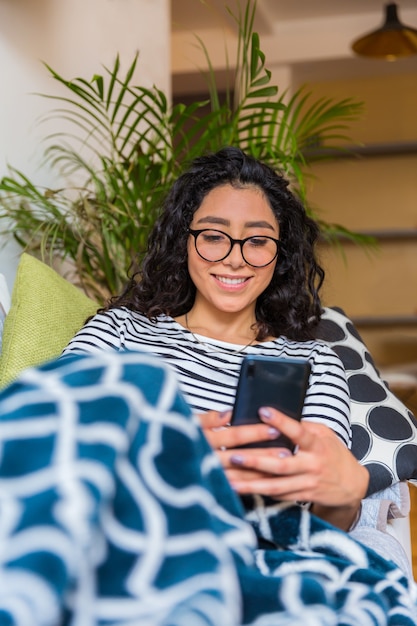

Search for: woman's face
xmin=187 ymin=184 xmax=279 ymax=317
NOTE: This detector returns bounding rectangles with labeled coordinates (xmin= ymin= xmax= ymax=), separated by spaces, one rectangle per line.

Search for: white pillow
xmin=0 ymin=274 xmax=10 ymax=315
xmin=0 ymin=274 xmax=11 ymax=354
xmin=317 ymin=307 xmax=417 ymax=495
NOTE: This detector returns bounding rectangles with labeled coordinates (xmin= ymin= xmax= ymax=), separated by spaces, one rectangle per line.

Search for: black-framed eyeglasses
xmin=188 ymin=228 xmax=280 ymax=268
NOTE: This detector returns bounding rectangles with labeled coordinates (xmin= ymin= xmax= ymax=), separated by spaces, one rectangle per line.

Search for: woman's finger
xmin=198 ymin=409 xmax=231 ymax=429
xmin=207 ymin=423 xmax=284 ymax=451
xmin=257 ymin=407 xmax=318 ymax=450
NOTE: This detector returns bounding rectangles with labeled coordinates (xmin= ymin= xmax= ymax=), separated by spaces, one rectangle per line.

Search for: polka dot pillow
xmin=316 ymin=307 xmax=417 ymax=496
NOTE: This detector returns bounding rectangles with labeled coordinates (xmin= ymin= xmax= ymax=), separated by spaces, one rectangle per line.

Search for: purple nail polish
xmin=267 ymin=427 xmax=280 ymax=438
xmin=230 ymin=454 xmax=245 ymax=465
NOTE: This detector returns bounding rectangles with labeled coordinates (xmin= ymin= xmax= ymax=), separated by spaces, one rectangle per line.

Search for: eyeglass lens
xmin=194 ymin=229 xmax=278 ymax=267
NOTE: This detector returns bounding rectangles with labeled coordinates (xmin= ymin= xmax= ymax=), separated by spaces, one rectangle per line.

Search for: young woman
xmin=63 ymin=146 xmax=369 ymax=531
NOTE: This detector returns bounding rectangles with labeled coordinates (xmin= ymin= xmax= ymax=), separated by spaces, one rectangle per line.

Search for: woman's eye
xmin=203 ymin=233 xmax=226 ymax=243
xmin=248 ymin=237 xmax=268 ymax=247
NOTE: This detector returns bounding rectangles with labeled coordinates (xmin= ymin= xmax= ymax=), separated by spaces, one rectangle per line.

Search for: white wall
xmin=0 ymin=0 xmax=170 ymax=291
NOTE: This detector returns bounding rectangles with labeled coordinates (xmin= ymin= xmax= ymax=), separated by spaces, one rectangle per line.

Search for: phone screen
xmin=231 ymin=355 xmax=311 ymax=449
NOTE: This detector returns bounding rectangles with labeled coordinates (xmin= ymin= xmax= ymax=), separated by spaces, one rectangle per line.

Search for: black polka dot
xmin=346 ymin=322 xmax=364 ymax=343
xmin=396 ymin=444 xmax=417 ymax=480
xmin=362 ymin=462 xmax=394 ymax=494
xmin=332 ymin=345 xmax=364 ymax=371
xmin=408 ymin=410 xmax=417 ymax=428
xmin=349 ymin=374 xmax=388 ymax=403
xmin=351 ymin=424 xmax=371 ymax=461
xmin=368 ymin=406 xmax=414 ymax=441
xmin=315 ymin=319 xmax=346 ymax=342
xmin=364 ymin=351 xmax=378 ymax=370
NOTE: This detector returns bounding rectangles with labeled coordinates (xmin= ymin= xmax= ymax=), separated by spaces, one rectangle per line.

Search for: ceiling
xmin=171 ymin=0 xmax=417 ymax=32
xmin=171 ymin=1 xmax=417 ymax=92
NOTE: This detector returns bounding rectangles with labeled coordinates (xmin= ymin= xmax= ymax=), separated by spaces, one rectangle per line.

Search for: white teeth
xmin=217 ymin=276 xmax=246 ymax=285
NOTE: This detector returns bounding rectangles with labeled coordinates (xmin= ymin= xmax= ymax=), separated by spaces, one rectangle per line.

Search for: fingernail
xmin=230 ymin=454 xmax=245 ymax=465
xmin=259 ymin=407 xmax=272 ymax=419
xmin=278 ymin=449 xmax=291 ymax=458
xmin=267 ymin=427 xmax=280 ymax=439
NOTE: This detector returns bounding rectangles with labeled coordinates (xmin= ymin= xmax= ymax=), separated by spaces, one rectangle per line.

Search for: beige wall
xmin=302 ymin=72 xmax=417 ymax=368
xmin=0 ymin=0 xmax=170 ymax=290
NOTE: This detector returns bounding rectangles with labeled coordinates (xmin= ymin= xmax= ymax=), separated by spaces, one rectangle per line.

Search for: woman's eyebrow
xmin=195 ymin=216 xmax=276 ymax=231
xmin=195 ymin=216 xmax=229 ymax=226
xmin=245 ymin=220 xmax=275 ymax=231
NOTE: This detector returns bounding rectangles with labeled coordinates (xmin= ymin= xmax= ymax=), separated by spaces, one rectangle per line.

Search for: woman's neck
xmin=179 ymin=305 xmax=257 ymax=345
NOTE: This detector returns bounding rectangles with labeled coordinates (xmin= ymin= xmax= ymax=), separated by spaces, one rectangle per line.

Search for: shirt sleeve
xmin=61 ymin=309 xmax=127 ymax=355
xmin=302 ymin=344 xmax=351 ymax=448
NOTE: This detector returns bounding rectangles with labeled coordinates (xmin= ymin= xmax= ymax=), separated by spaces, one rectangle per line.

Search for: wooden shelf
xmin=304 ymin=140 xmax=417 ymax=160
xmin=353 ymin=315 xmax=417 ymax=328
xmin=319 ymin=229 xmax=417 ymax=246
xmin=332 ymin=229 xmax=417 ymax=243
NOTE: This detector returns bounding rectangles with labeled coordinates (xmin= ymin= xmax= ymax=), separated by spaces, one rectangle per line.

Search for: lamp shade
xmin=351 ymin=3 xmax=417 ymax=60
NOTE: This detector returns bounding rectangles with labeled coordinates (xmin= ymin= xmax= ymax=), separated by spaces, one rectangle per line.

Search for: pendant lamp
xmin=351 ymin=3 xmax=417 ymax=60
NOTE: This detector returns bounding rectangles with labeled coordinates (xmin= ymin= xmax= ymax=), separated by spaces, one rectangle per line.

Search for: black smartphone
xmin=231 ymin=355 xmax=311 ymax=450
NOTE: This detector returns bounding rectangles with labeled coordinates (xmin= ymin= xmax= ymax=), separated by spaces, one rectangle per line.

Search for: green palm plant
xmin=0 ymin=0 xmax=367 ymax=303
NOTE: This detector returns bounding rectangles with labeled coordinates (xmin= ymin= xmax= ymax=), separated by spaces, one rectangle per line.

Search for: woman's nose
xmin=224 ymin=242 xmax=246 ymax=267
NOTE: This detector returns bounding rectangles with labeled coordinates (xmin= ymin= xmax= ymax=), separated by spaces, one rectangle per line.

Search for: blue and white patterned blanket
xmin=0 ymin=351 xmax=415 ymax=625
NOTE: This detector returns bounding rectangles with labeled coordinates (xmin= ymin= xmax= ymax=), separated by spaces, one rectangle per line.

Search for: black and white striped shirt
xmin=62 ymin=307 xmax=351 ymax=446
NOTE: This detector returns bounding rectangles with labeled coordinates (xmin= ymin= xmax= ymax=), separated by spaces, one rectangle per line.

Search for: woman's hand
xmin=200 ymin=409 xmax=283 ymax=451
xmin=199 ymin=407 xmax=369 ymax=531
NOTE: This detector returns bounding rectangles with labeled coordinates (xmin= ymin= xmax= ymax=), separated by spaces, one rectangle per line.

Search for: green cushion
xmin=0 ymin=253 xmax=98 ymax=387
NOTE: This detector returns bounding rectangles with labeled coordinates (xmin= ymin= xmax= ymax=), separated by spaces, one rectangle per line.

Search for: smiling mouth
xmin=215 ymin=276 xmax=248 ymax=285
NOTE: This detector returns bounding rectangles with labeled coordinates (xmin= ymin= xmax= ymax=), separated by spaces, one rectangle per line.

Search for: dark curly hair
xmin=105 ymin=146 xmax=325 ymax=341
